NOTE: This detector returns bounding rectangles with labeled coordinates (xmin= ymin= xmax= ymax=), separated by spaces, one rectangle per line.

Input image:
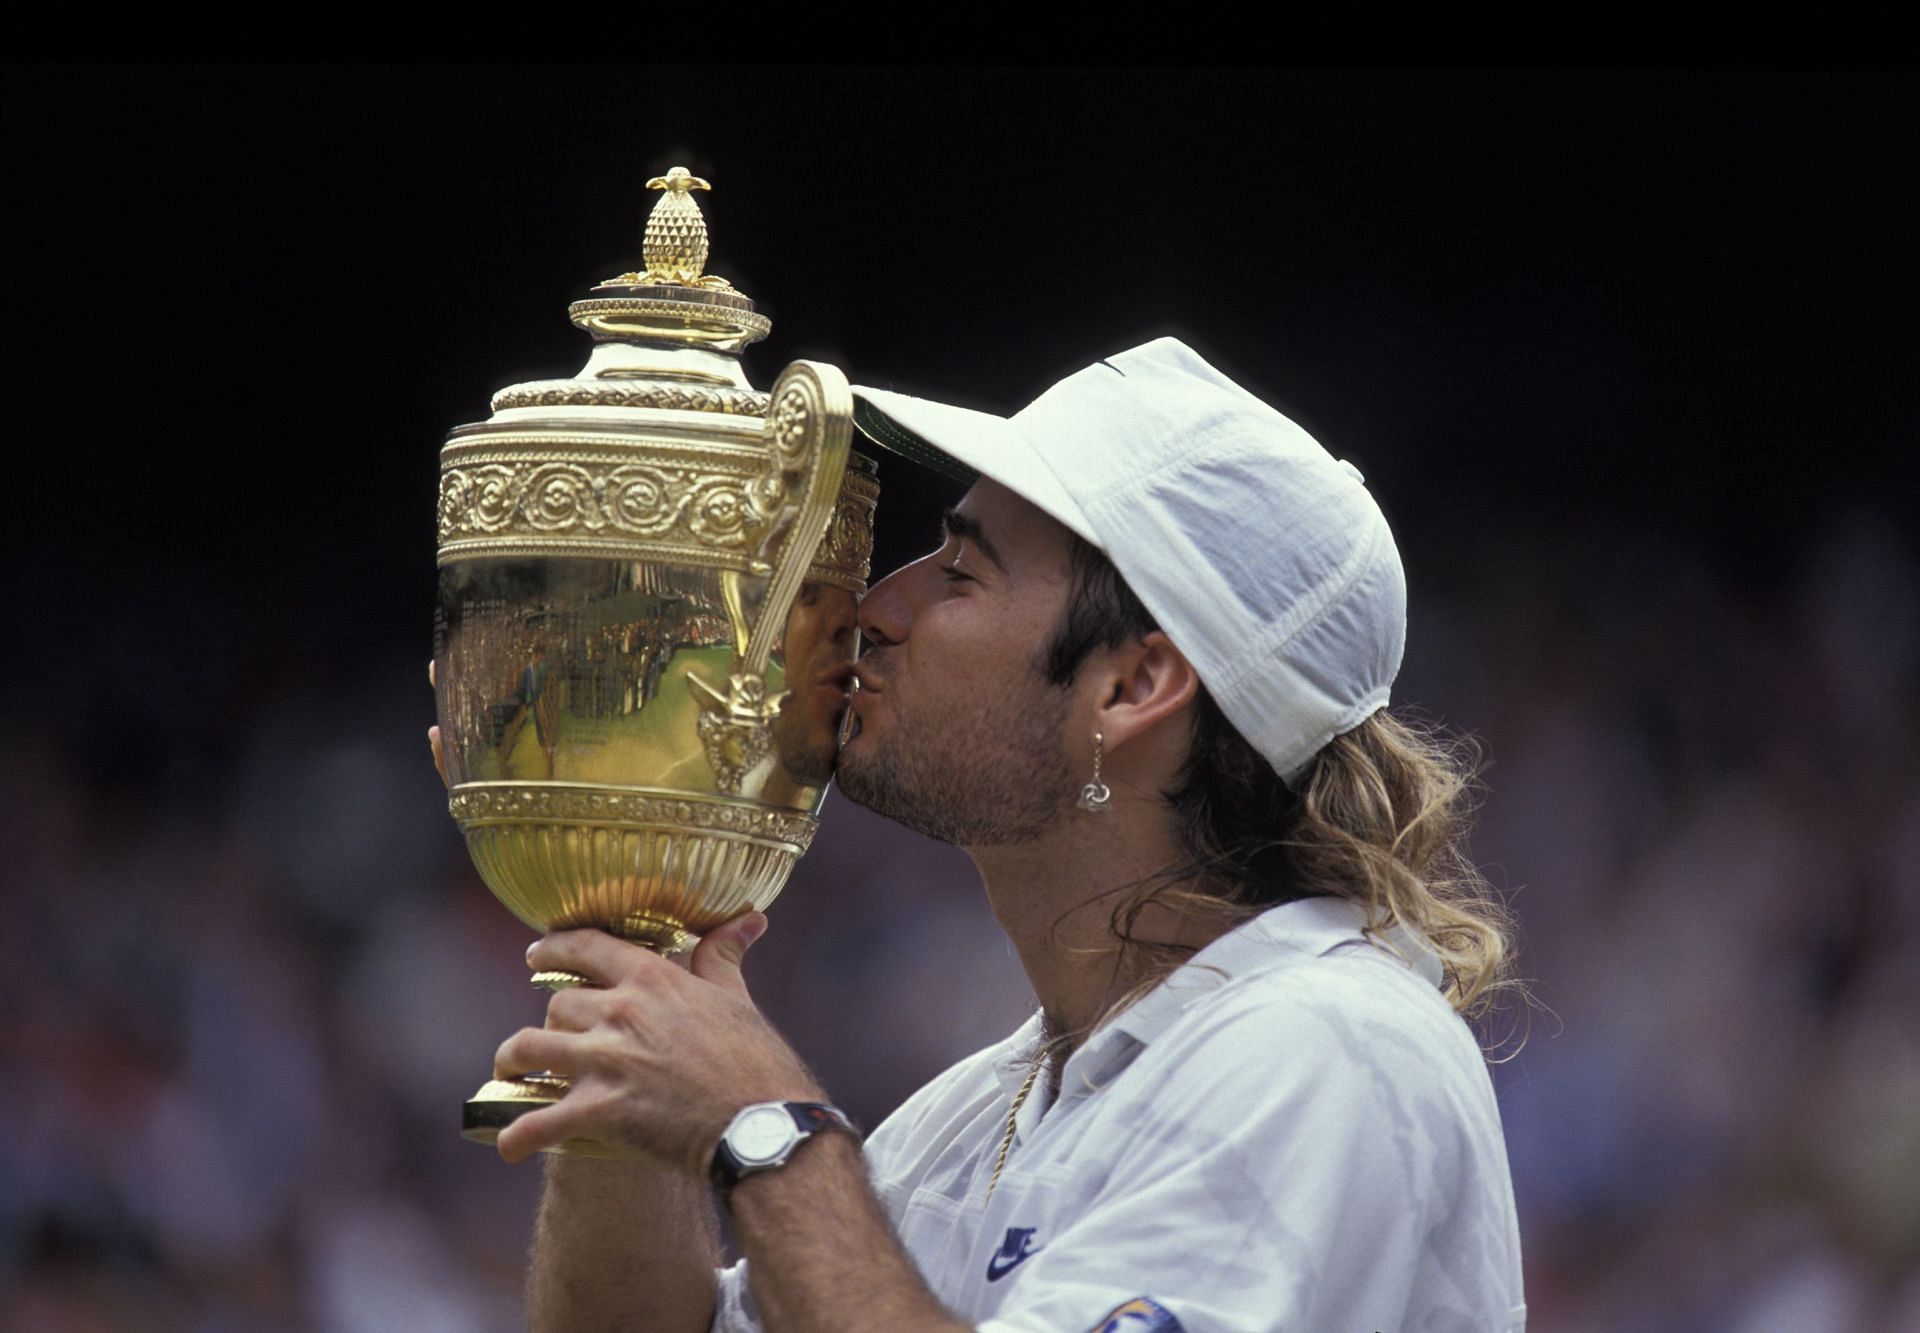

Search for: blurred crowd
xmin=4 ymin=510 xmax=1915 ymax=1331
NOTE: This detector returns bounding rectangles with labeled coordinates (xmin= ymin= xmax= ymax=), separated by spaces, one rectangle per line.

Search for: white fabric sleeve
xmin=976 ymin=979 xmax=1525 ymax=1333
xmin=707 ymin=1258 xmax=761 ymax=1333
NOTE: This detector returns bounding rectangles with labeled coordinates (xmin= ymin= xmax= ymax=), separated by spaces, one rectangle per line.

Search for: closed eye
xmin=940 ymin=539 xmax=976 ymax=585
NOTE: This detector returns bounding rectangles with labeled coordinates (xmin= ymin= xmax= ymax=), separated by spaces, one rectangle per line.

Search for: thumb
xmin=428 ymin=725 xmax=449 ymax=788
xmin=689 ymin=911 xmax=769 ymax=995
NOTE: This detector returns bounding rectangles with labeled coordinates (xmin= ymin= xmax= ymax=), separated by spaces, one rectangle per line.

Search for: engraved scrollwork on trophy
xmin=490 ymin=381 xmax=771 ymax=415
xmin=685 ymin=478 xmax=755 ymax=548
xmin=820 ymin=489 xmax=876 ymax=584
xmin=730 ymin=384 xmax=810 ymax=533
xmin=469 ymin=464 xmax=523 ymax=533
xmin=438 ymin=456 xmax=787 ymax=559
xmin=438 ymin=470 xmax=472 ymax=538
xmin=521 ymin=463 xmax=604 ymax=531
xmin=770 ymin=383 xmax=812 ymax=466
xmin=604 ymin=465 xmax=688 ymax=535
xmin=567 ymin=297 xmax=772 ymax=346
xmin=448 ymin=784 xmax=818 ymax=849
xmin=687 ymin=671 xmax=788 ymax=795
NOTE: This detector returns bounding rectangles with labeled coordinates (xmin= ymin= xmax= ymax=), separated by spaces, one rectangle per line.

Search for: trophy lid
xmin=439 ymin=167 xmax=875 ymax=595
xmin=566 ymin=166 xmax=771 ymax=353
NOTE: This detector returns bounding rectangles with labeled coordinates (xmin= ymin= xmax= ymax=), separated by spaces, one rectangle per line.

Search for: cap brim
xmin=851 ymin=386 xmax=1099 ymax=547
xmin=852 ymin=396 xmax=979 ymax=484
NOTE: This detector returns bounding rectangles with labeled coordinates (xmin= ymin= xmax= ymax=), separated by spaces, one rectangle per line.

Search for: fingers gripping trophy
xmin=432 ymin=168 xmax=877 ymax=1155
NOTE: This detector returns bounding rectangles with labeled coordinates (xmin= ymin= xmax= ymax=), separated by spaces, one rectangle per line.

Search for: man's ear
xmin=1093 ymin=631 xmax=1200 ymax=753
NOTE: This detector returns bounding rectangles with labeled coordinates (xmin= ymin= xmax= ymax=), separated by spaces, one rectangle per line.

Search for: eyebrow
xmin=941 ymin=508 xmax=1008 ymax=575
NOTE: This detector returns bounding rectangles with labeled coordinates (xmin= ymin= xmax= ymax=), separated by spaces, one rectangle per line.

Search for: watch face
xmin=730 ymin=1105 xmax=797 ymax=1165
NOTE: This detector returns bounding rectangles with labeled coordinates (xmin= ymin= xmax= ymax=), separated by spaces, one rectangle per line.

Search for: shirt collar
xmin=989 ymin=1011 xmax=1048 ymax=1094
xmin=1057 ymin=895 xmax=1446 ymax=1096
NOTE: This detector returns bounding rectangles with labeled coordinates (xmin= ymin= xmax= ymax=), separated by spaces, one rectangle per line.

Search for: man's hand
xmin=428 ymin=656 xmax=449 ymax=787
xmin=492 ymin=915 xmax=825 ymax=1175
xmin=433 ymin=660 xmax=960 ymax=1330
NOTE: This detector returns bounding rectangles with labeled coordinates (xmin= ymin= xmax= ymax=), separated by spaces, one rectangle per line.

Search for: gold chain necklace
xmin=986 ymin=1055 xmax=1046 ymax=1200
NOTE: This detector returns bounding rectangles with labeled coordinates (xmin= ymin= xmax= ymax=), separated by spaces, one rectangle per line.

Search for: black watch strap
xmin=786 ymin=1101 xmax=856 ymax=1137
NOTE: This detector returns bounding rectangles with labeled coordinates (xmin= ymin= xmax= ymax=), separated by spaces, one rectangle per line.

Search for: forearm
xmin=728 ymin=1134 xmax=967 ymax=1333
xmin=528 ymin=1154 xmax=720 ymax=1333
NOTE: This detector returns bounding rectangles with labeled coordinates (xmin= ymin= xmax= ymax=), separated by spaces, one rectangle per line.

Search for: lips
xmin=851 ymin=657 xmax=887 ymax=694
xmin=839 ymin=660 xmax=885 ymax=746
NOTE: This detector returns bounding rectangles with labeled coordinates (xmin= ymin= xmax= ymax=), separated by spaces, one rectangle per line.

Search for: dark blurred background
xmin=4 ymin=65 xmax=1915 ymax=1331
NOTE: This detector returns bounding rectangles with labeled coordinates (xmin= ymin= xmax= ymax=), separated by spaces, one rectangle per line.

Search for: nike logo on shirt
xmin=986 ymin=1226 xmax=1042 ymax=1281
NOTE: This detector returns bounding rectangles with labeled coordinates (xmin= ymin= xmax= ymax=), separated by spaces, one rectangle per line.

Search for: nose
xmin=822 ymin=583 xmax=858 ymax=645
xmin=858 ymin=557 xmax=926 ymax=648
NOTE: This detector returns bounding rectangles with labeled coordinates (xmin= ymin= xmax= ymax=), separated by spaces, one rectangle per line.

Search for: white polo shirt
xmin=712 ymin=896 xmax=1526 ymax=1332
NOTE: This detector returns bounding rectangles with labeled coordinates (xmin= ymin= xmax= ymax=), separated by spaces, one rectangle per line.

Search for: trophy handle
xmin=741 ymin=361 xmax=854 ymax=676
xmin=686 ymin=361 xmax=853 ymax=794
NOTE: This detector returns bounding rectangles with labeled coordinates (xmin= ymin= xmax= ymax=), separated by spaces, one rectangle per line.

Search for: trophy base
xmin=462 ymin=1076 xmax=626 ymax=1158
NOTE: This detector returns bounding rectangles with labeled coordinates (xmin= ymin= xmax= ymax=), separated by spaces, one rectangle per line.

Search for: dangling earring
xmin=1076 ymin=731 xmax=1113 ymax=813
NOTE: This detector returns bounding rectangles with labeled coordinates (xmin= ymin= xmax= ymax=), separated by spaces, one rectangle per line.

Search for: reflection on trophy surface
xmin=433 ymin=168 xmax=875 ymax=1153
xmin=772 ymin=580 xmax=862 ymax=787
xmin=437 ymin=565 xmax=857 ymax=798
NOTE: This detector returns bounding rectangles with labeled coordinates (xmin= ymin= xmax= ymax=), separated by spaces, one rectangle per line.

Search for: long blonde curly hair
xmin=1276 ymin=708 xmax=1512 ymax=1017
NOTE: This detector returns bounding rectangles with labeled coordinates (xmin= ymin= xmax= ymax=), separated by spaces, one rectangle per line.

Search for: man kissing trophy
xmin=433 ymin=167 xmax=1525 ymax=1331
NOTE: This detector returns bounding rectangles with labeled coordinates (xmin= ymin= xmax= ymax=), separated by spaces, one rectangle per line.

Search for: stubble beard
xmin=774 ymin=706 xmax=841 ymax=788
xmin=835 ymin=666 xmax=1074 ymax=847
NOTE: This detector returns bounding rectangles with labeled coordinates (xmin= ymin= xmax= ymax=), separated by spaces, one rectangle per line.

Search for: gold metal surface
xmin=813 ymin=457 xmax=879 ymax=591
xmin=437 ymin=434 xmax=875 ymax=587
xmin=436 ymin=167 xmax=873 ymax=1154
xmin=449 ymin=783 xmax=818 ymax=952
xmin=439 ymin=434 xmax=776 ymax=558
xmin=567 ymin=296 xmax=771 ymax=351
xmin=462 ymin=1077 xmax=624 ymax=1158
xmin=593 ymin=166 xmax=736 ymax=290
xmin=490 ymin=381 xmax=771 ymax=415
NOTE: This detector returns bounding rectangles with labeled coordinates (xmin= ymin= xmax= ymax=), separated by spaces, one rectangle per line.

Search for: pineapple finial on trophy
xmin=597 ymin=164 xmax=738 ymax=291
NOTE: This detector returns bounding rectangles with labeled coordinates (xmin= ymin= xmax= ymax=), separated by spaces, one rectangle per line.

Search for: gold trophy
xmin=433 ymin=168 xmax=876 ymax=1153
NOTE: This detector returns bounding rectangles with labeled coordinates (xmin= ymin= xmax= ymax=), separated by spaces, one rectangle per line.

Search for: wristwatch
xmin=710 ymin=1101 xmax=860 ymax=1201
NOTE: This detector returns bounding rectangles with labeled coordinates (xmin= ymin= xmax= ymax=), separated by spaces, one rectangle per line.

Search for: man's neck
xmin=968 ymin=811 xmax=1231 ymax=1066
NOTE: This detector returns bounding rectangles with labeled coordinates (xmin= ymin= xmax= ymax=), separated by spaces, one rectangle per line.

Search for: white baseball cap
xmin=851 ymin=337 xmax=1406 ymax=786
